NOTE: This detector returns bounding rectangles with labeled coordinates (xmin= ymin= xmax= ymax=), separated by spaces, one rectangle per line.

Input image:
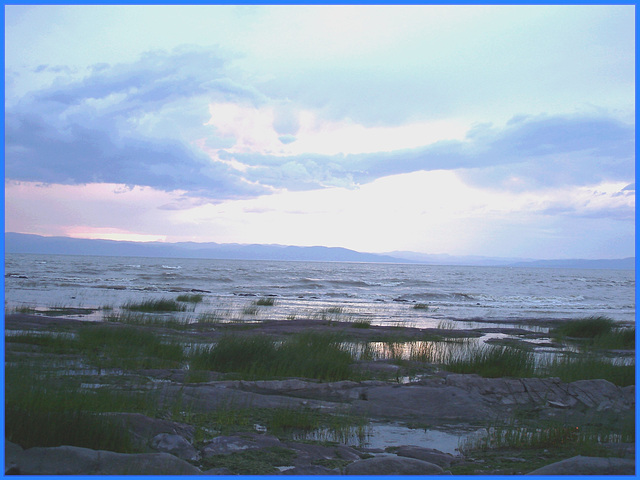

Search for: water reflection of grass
xmin=459 ymin=417 xmax=634 ymax=454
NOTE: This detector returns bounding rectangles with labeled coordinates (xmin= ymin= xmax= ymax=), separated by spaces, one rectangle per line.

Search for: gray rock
xmin=282 ymin=464 xmax=340 ymax=475
xmin=354 ymin=384 xmax=494 ymax=422
xmin=5 ymin=440 xmax=23 ymax=466
xmin=201 ymin=435 xmax=281 ymax=457
xmin=393 ymin=446 xmax=461 ymax=467
xmin=12 ymin=445 xmax=201 ymax=475
xmin=110 ymin=412 xmax=196 ymax=449
xmin=285 ymin=442 xmax=361 ymax=466
xmin=345 ymin=456 xmax=445 ymax=475
xmin=150 ymin=433 xmax=200 ymax=461
xmin=527 ymin=455 xmax=635 ymax=475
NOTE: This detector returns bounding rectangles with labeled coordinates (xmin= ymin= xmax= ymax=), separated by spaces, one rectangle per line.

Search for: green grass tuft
xmin=351 ymin=319 xmax=371 ymax=329
xmin=77 ymin=324 xmax=185 ymax=370
xmin=544 ymin=355 xmax=635 ymax=387
xmin=176 ymin=293 xmax=204 ymax=303
xmin=552 ymin=316 xmax=615 ymax=339
xmin=122 ymin=298 xmax=187 ymax=312
xmin=255 ymin=297 xmax=276 ymax=306
xmin=190 ymin=332 xmax=357 ymax=381
xmin=443 ymin=344 xmax=536 ymax=378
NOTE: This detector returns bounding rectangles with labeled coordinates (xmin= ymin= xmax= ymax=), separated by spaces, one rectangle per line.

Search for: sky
xmin=4 ymin=5 xmax=636 ymax=259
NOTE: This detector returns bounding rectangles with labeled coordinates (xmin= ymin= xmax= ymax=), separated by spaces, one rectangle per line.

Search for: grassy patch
xmin=5 ymin=368 xmax=153 ymax=452
xmin=5 ymin=332 xmax=77 ymax=354
xmin=413 ymin=303 xmax=430 ymax=310
xmin=442 ymin=344 xmax=536 ymax=378
xmin=591 ymin=327 xmax=635 ymax=350
xmin=255 ymin=297 xmax=276 ymax=306
xmin=552 ymin=316 xmax=615 ymax=339
xmin=201 ymin=446 xmax=296 ymax=474
xmin=243 ymin=306 xmax=259 ymax=315
xmin=176 ymin=293 xmax=204 ymax=303
xmin=544 ymin=355 xmax=635 ymax=387
xmin=190 ymin=332 xmax=357 ymax=381
xmin=122 ymin=298 xmax=187 ymax=313
xmin=552 ymin=317 xmax=635 ymax=352
xmin=104 ymin=311 xmax=189 ymax=329
xmin=351 ymin=319 xmax=371 ymax=329
xmin=77 ymin=324 xmax=185 ymax=370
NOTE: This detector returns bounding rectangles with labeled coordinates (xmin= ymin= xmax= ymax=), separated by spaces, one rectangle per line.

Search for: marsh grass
xmin=104 ymin=311 xmax=190 ymax=329
xmin=176 ymin=293 xmax=204 ymax=303
xmin=350 ymin=319 xmax=371 ymax=329
xmin=255 ymin=297 xmax=276 ymax=306
xmin=123 ymin=298 xmax=187 ymax=313
xmin=553 ymin=316 xmax=635 ymax=352
xmin=413 ymin=303 xmax=430 ymax=310
xmin=443 ymin=344 xmax=536 ymax=378
xmin=243 ymin=306 xmax=259 ymax=315
xmin=590 ymin=327 xmax=635 ymax=350
xmin=77 ymin=324 xmax=185 ymax=370
xmin=5 ymin=368 xmax=155 ymax=452
xmin=552 ymin=316 xmax=615 ymax=339
xmin=544 ymin=355 xmax=635 ymax=387
xmin=5 ymin=331 xmax=77 ymax=354
xmin=190 ymin=332 xmax=356 ymax=381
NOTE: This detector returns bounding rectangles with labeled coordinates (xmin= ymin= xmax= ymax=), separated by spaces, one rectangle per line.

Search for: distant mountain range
xmin=4 ymin=232 xmax=635 ymax=270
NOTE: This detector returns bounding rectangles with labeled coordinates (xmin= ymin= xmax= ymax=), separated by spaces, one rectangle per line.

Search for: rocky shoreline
xmin=5 ymin=313 xmax=636 ymax=475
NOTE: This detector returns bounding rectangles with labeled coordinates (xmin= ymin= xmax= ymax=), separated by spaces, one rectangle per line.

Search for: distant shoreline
xmin=5 ymin=232 xmax=635 ymax=270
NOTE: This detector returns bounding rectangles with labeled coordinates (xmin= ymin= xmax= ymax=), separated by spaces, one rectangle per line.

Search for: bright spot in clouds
xmin=206 ymin=102 xmax=470 ymax=156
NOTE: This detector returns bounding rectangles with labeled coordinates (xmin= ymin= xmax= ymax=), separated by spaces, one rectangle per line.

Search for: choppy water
xmin=4 ymin=253 xmax=636 ymax=327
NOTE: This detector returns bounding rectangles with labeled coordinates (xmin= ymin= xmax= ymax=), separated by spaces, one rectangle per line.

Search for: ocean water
xmin=4 ymin=253 xmax=635 ymax=327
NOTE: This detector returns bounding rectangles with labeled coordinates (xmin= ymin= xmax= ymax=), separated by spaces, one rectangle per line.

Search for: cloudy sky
xmin=5 ymin=5 xmax=635 ymax=259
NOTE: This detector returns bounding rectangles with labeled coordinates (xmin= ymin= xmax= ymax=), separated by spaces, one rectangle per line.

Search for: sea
xmin=4 ymin=253 xmax=636 ymax=328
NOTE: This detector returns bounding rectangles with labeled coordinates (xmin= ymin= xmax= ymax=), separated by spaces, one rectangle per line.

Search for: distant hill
xmin=4 ymin=232 xmax=407 ymax=264
xmin=385 ymin=251 xmax=533 ymax=266
xmin=4 ymin=232 xmax=635 ymax=269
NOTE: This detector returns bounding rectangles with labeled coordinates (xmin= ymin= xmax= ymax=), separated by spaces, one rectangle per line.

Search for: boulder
xmin=393 ymin=446 xmax=461 ymax=467
xmin=150 ymin=433 xmax=200 ymax=461
xmin=527 ymin=455 xmax=635 ymax=475
xmin=11 ymin=445 xmax=201 ymax=475
xmin=345 ymin=455 xmax=445 ymax=475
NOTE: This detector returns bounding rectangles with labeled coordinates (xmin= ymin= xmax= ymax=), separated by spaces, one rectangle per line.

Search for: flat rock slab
xmin=8 ymin=445 xmax=201 ymax=475
xmin=345 ymin=455 xmax=445 ymax=475
xmin=392 ymin=445 xmax=462 ymax=467
xmin=353 ymin=384 xmax=494 ymax=422
xmin=527 ymin=455 xmax=635 ymax=475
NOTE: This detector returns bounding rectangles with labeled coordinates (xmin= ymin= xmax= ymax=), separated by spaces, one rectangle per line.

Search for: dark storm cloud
xmin=5 ymin=47 xmax=269 ymax=200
